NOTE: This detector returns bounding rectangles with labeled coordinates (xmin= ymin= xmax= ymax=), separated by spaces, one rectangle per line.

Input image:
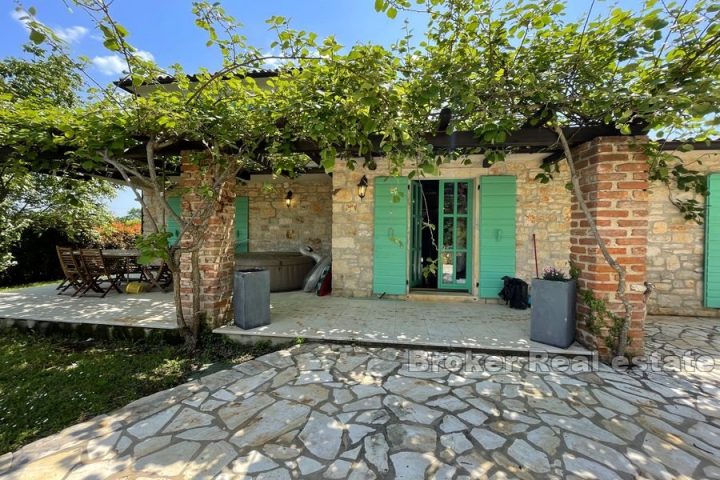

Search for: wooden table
xmin=100 ymin=249 xmax=141 ymax=258
xmin=73 ymin=249 xmax=171 ymax=292
xmin=72 ymin=249 xmax=140 ymax=258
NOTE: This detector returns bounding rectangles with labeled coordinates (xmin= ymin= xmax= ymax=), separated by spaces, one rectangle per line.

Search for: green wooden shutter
xmin=705 ymin=173 xmax=720 ymax=308
xmin=479 ymin=176 xmax=516 ymax=298
xmin=166 ymin=197 xmax=182 ymax=246
xmin=235 ymin=196 xmax=249 ymax=254
xmin=373 ymin=176 xmax=409 ymax=295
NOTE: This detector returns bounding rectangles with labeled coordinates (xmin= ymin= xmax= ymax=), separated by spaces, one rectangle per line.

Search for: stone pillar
xmin=178 ymin=153 xmax=236 ymax=328
xmin=569 ymin=136 xmax=649 ymax=358
xmin=331 ymin=161 xmax=376 ymax=297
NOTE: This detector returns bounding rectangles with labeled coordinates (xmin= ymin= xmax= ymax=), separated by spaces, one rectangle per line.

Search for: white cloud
xmin=54 ymin=25 xmax=88 ymax=43
xmin=10 ymin=9 xmax=31 ymax=30
xmin=91 ymin=50 xmax=155 ymax=76
xmin=260 ymin=50 xmax=289 ymax=69
xmin=136 ymin=50 xmax=155 ymax=62
xmin=258 ymin=48 xmax=322 ymax=69
xmin=263 ymin=56 xmax=283 ymax=68
xmin=92 ymin=55 xmax=126 ymax=75
xmin=11 ymin=9 xmax=88 ymax=44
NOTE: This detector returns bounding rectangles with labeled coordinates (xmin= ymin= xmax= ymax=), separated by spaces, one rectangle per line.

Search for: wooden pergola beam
xmin=11 ymin=126 xmax=720 ymax=181
xmin=120 ymin=125 xmax=622 ymax=159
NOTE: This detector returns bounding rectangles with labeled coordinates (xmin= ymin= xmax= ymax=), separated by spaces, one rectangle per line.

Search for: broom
xmin=533 ymin=233 xmax=539 ymax=278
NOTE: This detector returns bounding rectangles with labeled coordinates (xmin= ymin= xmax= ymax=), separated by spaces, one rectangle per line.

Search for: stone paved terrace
xmin=0 ymin=286 xmax=590 ymax=355
xmin=0 ymin=284 xmax=176 ymax=330
xmin=218 ymin=292 xmax=591 ymax=356
xmin=2 ymin=316 xmax=719 ymax=479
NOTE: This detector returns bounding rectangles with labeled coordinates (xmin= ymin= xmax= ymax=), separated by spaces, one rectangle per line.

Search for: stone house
xmin=122 ymin=76 xmax=720 ymax=357
xmin=140 ymin=140 xmax=720 ymax=357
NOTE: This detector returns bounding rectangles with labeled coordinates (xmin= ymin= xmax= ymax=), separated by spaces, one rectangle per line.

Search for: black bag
xmin=499 ymin=276 xmax=529 ymax=310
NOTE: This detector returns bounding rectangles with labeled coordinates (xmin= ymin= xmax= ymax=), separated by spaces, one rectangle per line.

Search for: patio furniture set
xmin=55 ymin=246 xmax=172 ymax=298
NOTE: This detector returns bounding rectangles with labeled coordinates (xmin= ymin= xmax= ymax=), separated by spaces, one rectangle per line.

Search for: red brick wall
xmin=570 ymin=137 xmax=649 ymax=358
xmin=178 ymin=154 xmax=236 ymax=328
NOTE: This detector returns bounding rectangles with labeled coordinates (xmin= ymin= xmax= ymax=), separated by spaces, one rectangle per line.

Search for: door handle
xmin=496 ymin=229 xmax=503 ymax=241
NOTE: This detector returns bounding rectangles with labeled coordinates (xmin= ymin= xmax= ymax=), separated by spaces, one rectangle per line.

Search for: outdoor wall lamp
xmin=357 ymin=175 xmax=369 ymax=199
xmin=285 ymin=190 xmax=293 ymax=208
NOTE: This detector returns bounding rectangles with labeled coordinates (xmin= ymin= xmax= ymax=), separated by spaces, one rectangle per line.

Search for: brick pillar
xmin=178 ymin=153 xmax=236 ymax=328
xmin=569 ymin=136 xmax=649 ymax=359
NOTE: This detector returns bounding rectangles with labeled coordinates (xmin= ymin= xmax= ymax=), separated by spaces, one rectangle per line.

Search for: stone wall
xmin=141 ymin=174 xmax=333 ymax=256
xmin=237 ymin=174 xmax=332 ymax=256
xmin=141 ymin=187 xmax=174 ymax=236
xmin=142 ymin=147 xmax=720 ymax=331
xmin=647 ymin=151 xmax=720 ymax=317
xmin=331 ymin=167 xmax=375 ymax=298
xmin=139 ymin=168 xmax=331 ymax=327
xmin=331 ymin=154 xmax=573 ymax=297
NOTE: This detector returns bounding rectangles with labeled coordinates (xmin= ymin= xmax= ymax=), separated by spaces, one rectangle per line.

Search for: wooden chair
xmin=124 ymin=256 xmax=144 ymax=282
xmin=142 ymin=261 xmax=173 ymax=292
xmin=74 ymin=249 xmax=123 ymax=298
xmin=56 ymin=246 xmax=83 ymax=295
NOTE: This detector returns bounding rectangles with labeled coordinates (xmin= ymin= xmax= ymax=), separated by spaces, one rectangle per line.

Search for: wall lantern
xmin=285 ymin=190 xmax=293 ymax=208
xmin=357 ymin=175 xmax=369 ymax=199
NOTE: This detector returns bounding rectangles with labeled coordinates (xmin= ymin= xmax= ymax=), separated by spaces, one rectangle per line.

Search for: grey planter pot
xmin=530 ymin=278 xmax=577 ymax=348
xmin=233 ymin=268 xmax=271 ymax=330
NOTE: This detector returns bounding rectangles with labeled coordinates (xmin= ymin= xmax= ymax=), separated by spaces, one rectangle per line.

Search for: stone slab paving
xmin=215 ymin=292 xmax=590 ymax=356
xmin=0 ymin=285 xmax=176 ymax=329
xmin=0 ymin=286 xmax=589 ymax=355
xmin=3 ymin=316 xmax=720 ymax=479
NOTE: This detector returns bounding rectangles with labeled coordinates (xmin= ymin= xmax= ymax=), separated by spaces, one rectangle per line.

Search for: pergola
xmin=20 ymin=123 xmax=720 ymax=184
xmin=6 ymin=71 xmax=718 ymax=360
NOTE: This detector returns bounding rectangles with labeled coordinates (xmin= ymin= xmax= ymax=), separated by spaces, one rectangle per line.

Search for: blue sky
xmin=1 ymin=1 xmax=429 ymax=78
xmin=2 ymin=0 xmax=640 ymax=215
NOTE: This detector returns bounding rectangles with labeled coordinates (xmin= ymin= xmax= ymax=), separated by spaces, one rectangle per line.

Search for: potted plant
xmin=530 ymin=267 xmax=577 ymax=348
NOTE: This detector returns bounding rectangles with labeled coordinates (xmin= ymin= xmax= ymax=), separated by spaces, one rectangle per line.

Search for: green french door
xmin=438 ymin=180 xmax=473 ymax=291
xmin=410 ymin=181 xmax=424 ymax=288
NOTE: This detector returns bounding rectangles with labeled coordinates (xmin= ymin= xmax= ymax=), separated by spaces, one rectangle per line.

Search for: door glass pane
xmin=443 ymin=217 xmax=454 ymax=248
xmin=444 ymin=183 xmax=454 ymax=214
xmin=457 ymin=182 xmax=468 ymax=214
xmin=456 ymin=217 xmax=467 ymax=249
xmin=455 ymin=253 xmax=467 ymax=283
xmin=442 ymin=252 xmax=454 ymax=283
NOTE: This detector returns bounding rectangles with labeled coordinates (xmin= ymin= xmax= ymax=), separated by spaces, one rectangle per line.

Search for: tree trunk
xmin=166 ymin=257 xmax=193 ymax=348
xmin=190 ymin=249 xmax=202 ymax=347
xmin=554 ymin=126 xmax=633 ymax=358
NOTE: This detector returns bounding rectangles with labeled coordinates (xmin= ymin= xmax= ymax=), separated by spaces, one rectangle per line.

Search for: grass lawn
xmin=0 ymin=329 xmax=283 ymax=455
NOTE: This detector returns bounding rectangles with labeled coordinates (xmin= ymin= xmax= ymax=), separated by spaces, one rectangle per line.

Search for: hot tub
xmin=235 ymin=252 xmax=315 ymax=292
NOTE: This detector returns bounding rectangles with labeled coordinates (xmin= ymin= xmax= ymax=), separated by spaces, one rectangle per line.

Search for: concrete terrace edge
xmin=1 ymin=317 xmax=182 ymax=341
xmin=213 ymin=325 xmax=596 ymax=359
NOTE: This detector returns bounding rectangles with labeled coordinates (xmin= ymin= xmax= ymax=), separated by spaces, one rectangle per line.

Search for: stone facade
xmin=331 ymin=154 xmax=573 ymax=297
xmin=237 ymin=174 xmax=332 ymax=256
xmin=140 ymin=187 xmax=174 ymax=236
xmin=139 ymin=171 xmax=333 ymax=325
xmin=647 ymin=151 xmax=720 ymax=318
xmin=142 ymin=174 xmax=333 ymax=256
xmin=331 ymin=166 xmax=375 ymax=298
xmin=569 ymin=137 xmax=649 ymax=357
xmin=140 ymin=143 xmax=720 ymax=338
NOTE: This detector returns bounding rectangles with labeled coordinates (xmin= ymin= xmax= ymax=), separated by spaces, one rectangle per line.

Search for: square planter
xmin=530 ymin=278 xmax=577 ymax=348
xmin=233 ymin=268 xmax=271 ymax=330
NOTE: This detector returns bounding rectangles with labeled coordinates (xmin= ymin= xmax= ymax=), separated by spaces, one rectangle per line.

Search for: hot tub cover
xmin=235 ymin=252 xmax=315 ymax=292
